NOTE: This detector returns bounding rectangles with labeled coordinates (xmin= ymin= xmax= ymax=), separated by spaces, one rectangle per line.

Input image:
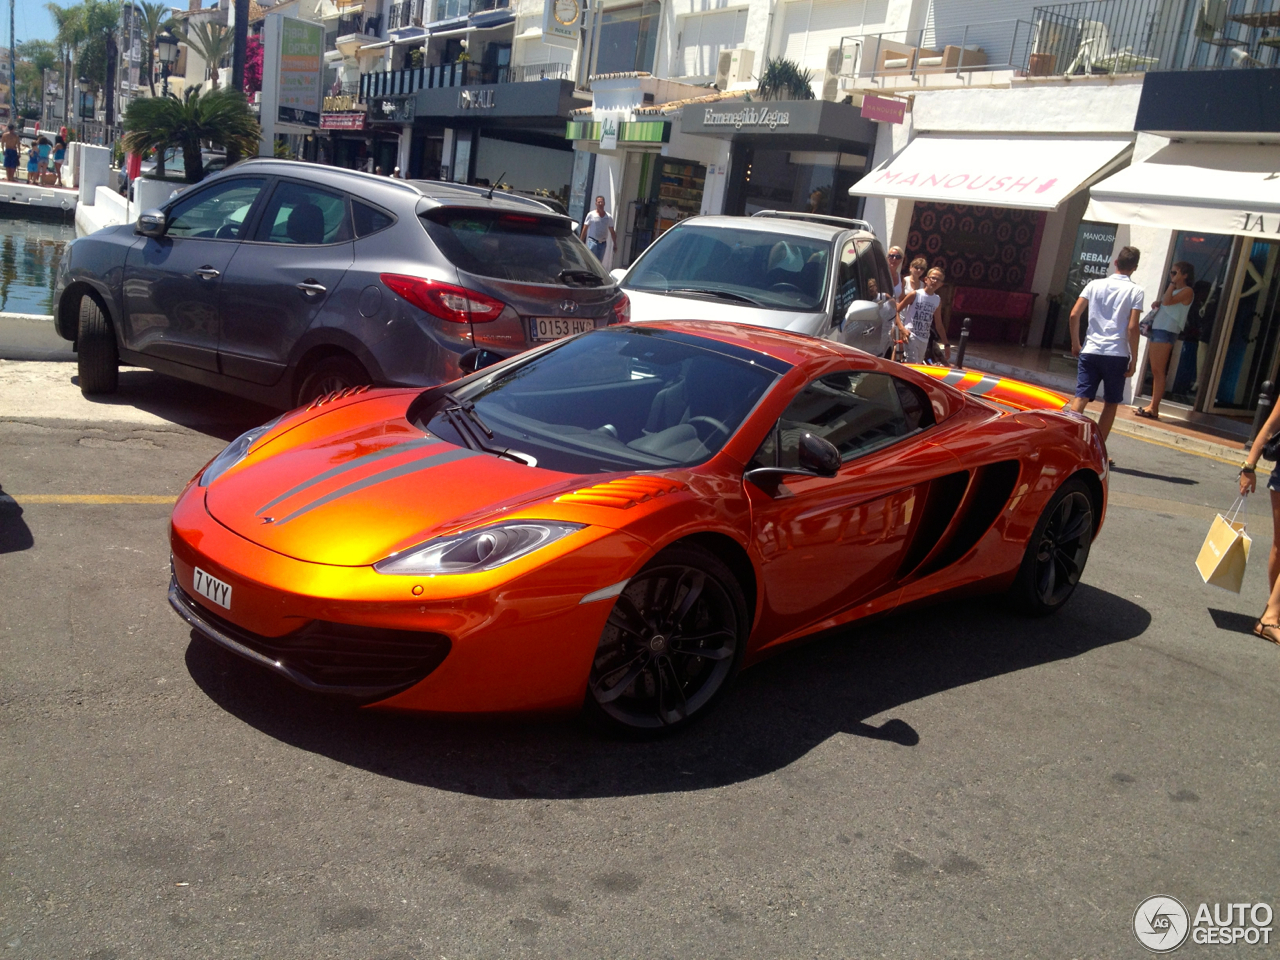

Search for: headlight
xmin=374 ymin=521 xmax=583 ymax=575
xmin=199 ymin=416 xmax=283 ymax=486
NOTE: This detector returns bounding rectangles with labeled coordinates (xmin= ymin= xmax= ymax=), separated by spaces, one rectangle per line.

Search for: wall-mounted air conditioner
xmin=715 ymin=48 xmax=755 ymax=90
xmin=822 ymin=44 xmax=858 ymax=100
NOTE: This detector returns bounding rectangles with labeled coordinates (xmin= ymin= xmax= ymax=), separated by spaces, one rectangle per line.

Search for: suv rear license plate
xmin=530 ymin=317 xmax=595 ymax=341
xmin=193 ymin=566 xmax=232 ymax=610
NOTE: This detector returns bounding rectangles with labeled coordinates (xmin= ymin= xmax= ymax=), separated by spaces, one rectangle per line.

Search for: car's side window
xmin=253 ymin=180 xmax=351 ymax=245
xmin=832 ymin=239 xmax=861 ymax=323
xmin=352 ymin=200 xmax=395 ymax=238
xmin=854 ymin=241 xmax=886 ymax=302
xmin=165 ymin=178 xmax=266 ymax=240
xmin=750 ymin=371 xmax=935 ymax=469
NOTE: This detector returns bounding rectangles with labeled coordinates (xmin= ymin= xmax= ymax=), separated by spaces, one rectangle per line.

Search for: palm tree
xmin=122 ymin=87 xmax=259 ymax=182
xmin=178 ymin=21 xmax=233 ymax=90
xmin=138 ymin=1 xmax=176 ymax=96
xmin=79 ymin=0 xmax=124 ymax=124
xmin=46 ymin=2 xmax=87 ymax=126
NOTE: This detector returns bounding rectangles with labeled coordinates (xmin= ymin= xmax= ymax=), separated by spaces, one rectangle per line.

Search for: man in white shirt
xmin=1069 ymin=245 xmax=1145 ymax=444
xmin=580 ymin=195 xmax=616 ymax=264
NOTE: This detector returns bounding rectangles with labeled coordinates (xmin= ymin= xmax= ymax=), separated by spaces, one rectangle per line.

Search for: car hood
xmin=204 ymin=414 xmax=587 ymax=567
xmin=623 ymin=287 xmax=823 ymax=334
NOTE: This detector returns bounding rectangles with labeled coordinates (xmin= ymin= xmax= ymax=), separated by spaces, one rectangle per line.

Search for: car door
xmin=216 ymin=179 xmax=355 ymax=385
xmin=830 ymin=238 xmax=897 ymax=356
xmin=120 ymin=177 xmax=267 ymax=371
xmin=745 ymin=369 xmax=962 ymax=643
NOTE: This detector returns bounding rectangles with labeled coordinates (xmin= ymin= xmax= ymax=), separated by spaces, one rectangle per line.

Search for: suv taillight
xmin=611 ymin=292 xmax=631 ymax=325
xmin=380 ymin=274 xmax=506 ymax=323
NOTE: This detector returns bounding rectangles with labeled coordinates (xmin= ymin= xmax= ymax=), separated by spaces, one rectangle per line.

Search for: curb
xmin=1086 ymin=410 xmax=1257 ymax=466
xmin=0 ymin=312 xmax=56 ymax=322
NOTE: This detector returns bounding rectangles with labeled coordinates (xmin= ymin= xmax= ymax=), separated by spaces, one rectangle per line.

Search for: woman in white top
xmin=887 ymin=246 xmax=905 ymax=298
xmin=1135 ymin=260 xmax=1195 ymax=420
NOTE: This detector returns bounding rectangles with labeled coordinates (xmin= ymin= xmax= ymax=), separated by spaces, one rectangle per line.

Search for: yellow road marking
xmin=11 ymin=494 xmax=176 ymax=504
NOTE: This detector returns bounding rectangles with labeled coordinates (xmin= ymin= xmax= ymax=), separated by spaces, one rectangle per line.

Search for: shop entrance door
xmin=1207 ymin=239 xmax=1280 ymax=415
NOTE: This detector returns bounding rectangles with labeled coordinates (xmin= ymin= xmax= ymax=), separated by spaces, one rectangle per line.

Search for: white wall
xmin=474 ymin=137 xmax=575 ymax=196
xmin=911 ymin=79 xmax=1144 ymax=134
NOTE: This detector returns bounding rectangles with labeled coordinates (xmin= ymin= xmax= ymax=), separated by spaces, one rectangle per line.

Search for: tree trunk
xmin=104 ymin=39 xmax=117 ymax=127
xmin=184 ymin=139 xmax=203 ymax=183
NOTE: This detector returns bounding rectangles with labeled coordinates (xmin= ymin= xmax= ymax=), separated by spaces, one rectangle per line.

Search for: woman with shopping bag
xmin=1237 ymin=400 xmax=1280 ymax=644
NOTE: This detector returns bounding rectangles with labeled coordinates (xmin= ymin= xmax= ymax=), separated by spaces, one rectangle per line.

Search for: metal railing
xmin=516 ymin=61 xmax=573 ymax=82
xmin=362 ymin=56 xmax=564 ymax=98
xmin=336 ymin=12 xmax=364 ymax=35
xmin=839 ymin=20 xmax=1038 ymax=81
xmin=1027 ymin=0 xmax=1280 ymax=75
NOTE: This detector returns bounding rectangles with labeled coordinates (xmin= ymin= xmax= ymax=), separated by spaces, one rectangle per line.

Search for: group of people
xmin=885 ymin=246 xmax=951 ymax=365
xmin=2 ymin=124 xmax=67 ymax=186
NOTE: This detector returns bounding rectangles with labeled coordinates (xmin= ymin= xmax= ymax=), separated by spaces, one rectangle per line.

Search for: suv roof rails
xmin=750 ymin=210 xmax=876 ymax=234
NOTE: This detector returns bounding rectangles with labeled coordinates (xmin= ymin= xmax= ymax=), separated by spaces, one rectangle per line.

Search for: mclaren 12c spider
xmin=169 ymin=320 xmax=1108 ymax=732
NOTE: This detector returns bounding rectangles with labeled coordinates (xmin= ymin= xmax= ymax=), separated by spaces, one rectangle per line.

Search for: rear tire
xmin=584 ymin=543 xmax=748 ymax=736
xmin=76 ymin=295 xmax=118 ymax=395
xmin=295 ymin=354 xmax=370 ymax=406
xmin=1009 ymin=477 xmax=1095 ymax=615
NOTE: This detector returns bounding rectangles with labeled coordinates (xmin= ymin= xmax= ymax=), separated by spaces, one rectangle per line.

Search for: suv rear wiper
xmin=662 ymin=287 xmax=765 ymax=307
xmin=559 ymin=269 xmax=603 ymax=287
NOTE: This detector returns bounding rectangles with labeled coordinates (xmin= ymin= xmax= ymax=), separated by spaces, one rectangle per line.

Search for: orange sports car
xmin=169 ymin=321 xmax=1108 ymax=733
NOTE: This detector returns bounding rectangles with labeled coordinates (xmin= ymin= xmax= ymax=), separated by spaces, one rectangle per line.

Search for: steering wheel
xmin=214 ymin=222 xmax=240 ymax=239
xmin=686 ymin=416 xmax=730 ymax=443
xmin=770 ymin=282 xmax=802 ymax=294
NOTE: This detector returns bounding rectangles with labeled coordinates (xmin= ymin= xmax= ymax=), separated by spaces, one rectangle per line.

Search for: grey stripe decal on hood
xmin=273 ymin=446 xmax=481 ymax=526
xmin=256 ymin=437 xmax=442 ymax=516
xmin=966 ymin=375 xmax=1001 ymax=397
xmin=940 ymin=370 xmax=966 ymax=386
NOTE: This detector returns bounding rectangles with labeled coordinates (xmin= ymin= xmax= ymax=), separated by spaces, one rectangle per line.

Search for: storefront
xmin=680 ymin=100 xmax=878 ymax=220
xmin=1082 ymin=68 xmax=1280 ymax=419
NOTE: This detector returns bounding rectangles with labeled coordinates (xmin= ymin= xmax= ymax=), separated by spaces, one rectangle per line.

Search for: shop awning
xmin=850 ymin=136 xmax=1132 ymax=211
xmin=1087 ymin=142 xmax=1280 ymax=238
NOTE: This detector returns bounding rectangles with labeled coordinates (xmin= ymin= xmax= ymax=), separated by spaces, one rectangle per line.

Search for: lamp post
xmin=77 ymin=76 xmax=91 ymax=142
xmin=157 ymin=30 xmax=179 ymax=97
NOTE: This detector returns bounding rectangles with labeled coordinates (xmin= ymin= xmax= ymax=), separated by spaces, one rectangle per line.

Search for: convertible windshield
xmin=626 ymin=225 xmax=833 ymax=311
xmin=421 ymin=328 xmax=788 ymax=474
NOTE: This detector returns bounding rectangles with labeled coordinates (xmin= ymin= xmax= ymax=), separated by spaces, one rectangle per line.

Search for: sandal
xmin=1133 ymin=406 xmax=1160 ymax=420
xmin=1253 ymin=620 xmax=1280 ymax=646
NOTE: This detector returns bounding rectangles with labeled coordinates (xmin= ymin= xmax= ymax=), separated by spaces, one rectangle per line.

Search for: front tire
xmin=76 ymin=295 xmax=118 ymax=395
xmin=1010 ymin=477 xmax=1095 ymax=615
xmin=295 ymin=354 xmax=370 ymax=406
xmin=585 ymin=543 xmax=748 ymax=735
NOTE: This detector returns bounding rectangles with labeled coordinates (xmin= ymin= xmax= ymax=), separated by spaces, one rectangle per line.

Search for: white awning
xmin=850 ymin=136 xmax=1133 ymax=211
xmin=1087 ymin=143 xmax=1280 ymax=238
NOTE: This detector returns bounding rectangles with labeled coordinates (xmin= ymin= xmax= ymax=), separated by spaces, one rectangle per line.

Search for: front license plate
xmin=530 ymin=317 xmax=596 ymax=341
xmin=193 ymin=566 xmax=232 ymax=610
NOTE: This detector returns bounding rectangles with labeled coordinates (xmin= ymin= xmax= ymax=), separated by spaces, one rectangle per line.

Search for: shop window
xmin=597 ymin=1 xmax=660 ymax=75
xmin=738 ymin=149 xmax=866 ymax=220
xmin=656 ymin=160 xmax=705 ymax=236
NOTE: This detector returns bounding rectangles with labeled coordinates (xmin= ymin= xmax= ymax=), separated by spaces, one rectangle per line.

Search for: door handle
xmin=194 ymin=267 xmax=220 ymax=279
xmin=296 ymin=281 xmax=327 ymax=295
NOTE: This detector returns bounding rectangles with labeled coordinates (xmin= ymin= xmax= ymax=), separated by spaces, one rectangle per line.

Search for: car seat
xmin=286 ymin=201 xmax=327 ymax=245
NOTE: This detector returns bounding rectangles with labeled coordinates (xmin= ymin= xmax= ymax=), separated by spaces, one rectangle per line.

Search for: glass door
xmin=1207 ymin=239 xmax=1280 ymax=415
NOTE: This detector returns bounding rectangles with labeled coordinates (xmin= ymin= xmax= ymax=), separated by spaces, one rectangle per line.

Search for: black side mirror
xmin=797 ymin=432 xmax=840 ymax=477
xmin=136 ymin=208 xmax=167 ymax=238
xmin=458 ymin=347 xmax=505 ymax=373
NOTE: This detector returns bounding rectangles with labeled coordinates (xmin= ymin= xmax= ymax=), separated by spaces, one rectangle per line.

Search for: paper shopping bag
xmin=1196 ymin=510 xmax=1252 ymax=593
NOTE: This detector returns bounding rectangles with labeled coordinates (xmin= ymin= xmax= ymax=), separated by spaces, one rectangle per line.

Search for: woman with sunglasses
xmin=887 ymin=246 xmax=906 ymax=297
xmin=1134 ymin=260 xmax=1195 ymax=420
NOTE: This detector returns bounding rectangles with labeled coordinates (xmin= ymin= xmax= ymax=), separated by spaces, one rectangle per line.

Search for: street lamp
xmin=157 ymin=30 xmax=179 ymax=97
xmin=77 ymin=77 xmax=91 ymax=140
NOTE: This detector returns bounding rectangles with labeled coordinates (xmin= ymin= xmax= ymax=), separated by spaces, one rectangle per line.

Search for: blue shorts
xmin=1269 ymin=470 xmax=1280 ymax=494
xmin=1147 ymin=327 xmax=1178 ymax=344
xmin=3 ymin=149 xmax=16 ymax=168
xmin=1076 ymin=353 xmax=1128 ymax=403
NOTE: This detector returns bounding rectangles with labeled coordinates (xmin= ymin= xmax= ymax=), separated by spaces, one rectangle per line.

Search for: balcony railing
xmin=1027 ymin=0 xmax=1280 ymax=75
xmin=839 ymin=20 xmax=1037 ymax=81
xmin=516 ymin=61 xmax=573 ymax=82
xmin=388 ymin=0 xmax=427 ymax=30
xmin=336 ymin=12 xmax=363 ymax=35
xmin=362 ymin=56 xmax=562 ymax=99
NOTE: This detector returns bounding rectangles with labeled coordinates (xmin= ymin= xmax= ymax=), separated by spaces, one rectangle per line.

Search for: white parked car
xmin=613 ymin=211 xmax=899 ymax=356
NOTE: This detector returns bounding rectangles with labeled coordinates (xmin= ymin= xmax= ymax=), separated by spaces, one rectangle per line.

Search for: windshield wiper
xmin=559 ymin=269 xmax=603 ymax=287
xmin=660 ymin=287 xmax=765 ymax=307
xmin=440 ymin=392 xmax=528 ymax=465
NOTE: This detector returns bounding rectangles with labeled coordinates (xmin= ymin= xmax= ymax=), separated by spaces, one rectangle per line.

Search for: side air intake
xmin=897 ymin=470 xmax=970 ymax=579
xmin=910 ymin=460 xmax=1022 ymax=580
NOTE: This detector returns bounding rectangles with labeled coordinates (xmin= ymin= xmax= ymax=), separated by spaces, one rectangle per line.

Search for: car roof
xmin=670 ymin=214 xmax=873 ymax=242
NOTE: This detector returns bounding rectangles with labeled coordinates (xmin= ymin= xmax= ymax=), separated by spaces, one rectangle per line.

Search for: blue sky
xmin=10 ymin=0 xmax=71 ymax=47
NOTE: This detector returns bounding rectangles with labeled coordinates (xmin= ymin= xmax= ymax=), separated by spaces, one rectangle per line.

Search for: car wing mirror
xmin=743 ymin=433 xmax=841 ymax=491
xmin=136 ymin=208 xmax=167 ymax=238
xmin=609 ymin=268 xmax=627 ymax=284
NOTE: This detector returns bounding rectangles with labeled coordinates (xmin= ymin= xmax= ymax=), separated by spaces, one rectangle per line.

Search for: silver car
xmin=617 ymin=211 xmax=898 ymax=356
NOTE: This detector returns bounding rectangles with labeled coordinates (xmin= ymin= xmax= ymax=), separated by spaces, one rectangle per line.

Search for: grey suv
xmin=54 ymin=159 xmax=628 ymax=406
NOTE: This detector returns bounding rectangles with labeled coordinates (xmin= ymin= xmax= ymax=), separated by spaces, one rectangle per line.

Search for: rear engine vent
xmin=914 ymin=460 xmax=1021 ymax=578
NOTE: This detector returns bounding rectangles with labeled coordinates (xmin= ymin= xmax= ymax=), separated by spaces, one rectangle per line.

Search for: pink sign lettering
xmin=860 ymin=94 xmax=906 ymax=124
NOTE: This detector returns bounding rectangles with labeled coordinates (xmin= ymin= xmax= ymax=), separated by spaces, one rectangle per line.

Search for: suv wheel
xmin=295 ymin=355 xmax=371 ymax=406
xmin=76 ymin=295 xmax=119 ymax=395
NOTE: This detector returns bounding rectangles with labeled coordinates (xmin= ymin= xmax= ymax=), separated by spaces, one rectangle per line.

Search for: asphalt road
xmin=2 ymin=366 xmax=1278 ymax=959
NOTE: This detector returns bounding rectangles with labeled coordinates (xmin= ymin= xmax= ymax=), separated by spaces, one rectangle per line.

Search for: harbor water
xmin=0 ymin=213 xmax=76 ymax=316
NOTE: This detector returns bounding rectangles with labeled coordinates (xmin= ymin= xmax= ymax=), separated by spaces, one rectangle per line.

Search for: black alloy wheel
xmin=295 ymin=355 xmax=371 ymax=406
xmin=1011 ymin=477 xmax=1094 ymax=615
xmin=586 ymin=544 xmax=747 ymax=734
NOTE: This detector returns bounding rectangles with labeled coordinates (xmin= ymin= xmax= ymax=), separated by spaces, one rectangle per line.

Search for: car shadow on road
xmin=75 ymin=370 xmax=280 ymax=441
xmin=185 ymin=583 xmax=1150 ymax=798
xmin=0 ymin=485 xmax=34 ymax=553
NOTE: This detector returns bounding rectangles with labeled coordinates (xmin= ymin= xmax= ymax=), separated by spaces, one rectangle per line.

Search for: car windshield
xmin=420 ymin=208 xmax=609 ymax=286
xmin=626 ymin=224 xmax=833 ymax=311
xmin=419 ymin=328 xmax=787 ymax=474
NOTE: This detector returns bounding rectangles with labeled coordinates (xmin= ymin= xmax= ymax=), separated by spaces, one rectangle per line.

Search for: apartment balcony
xmin=837 ymin=19 xmax=1036 ymax=83
xmin=361 ymin=54 xmax=563 ymax=100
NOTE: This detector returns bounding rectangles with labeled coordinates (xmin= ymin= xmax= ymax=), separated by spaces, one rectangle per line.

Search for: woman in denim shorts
xmin=1240 ymin=402 xmax=1280 ymax=645
xmin=1135 ymin=261 xmax=1194 ymax=420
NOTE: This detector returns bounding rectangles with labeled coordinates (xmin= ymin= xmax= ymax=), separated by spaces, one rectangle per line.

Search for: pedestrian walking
xmin=886 ymin=246 xmax=905 ymax=297
xmin=1068 ymin=246 xmax=1144 ymax=446
xmin=897 ymin=267 xmax=951 ymax=364
xmin=581 ymin=195 xmax=616 ymax=266
xmin=1238 ymin=406 xmax=1280 ymax=645
xmin=2 ymin=124 xmax=19 ymax=182
xmin=52 ymin=136 xmax=66 ymax=187
xmin=1134 ymin=260 xmax=1195 ymax=420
